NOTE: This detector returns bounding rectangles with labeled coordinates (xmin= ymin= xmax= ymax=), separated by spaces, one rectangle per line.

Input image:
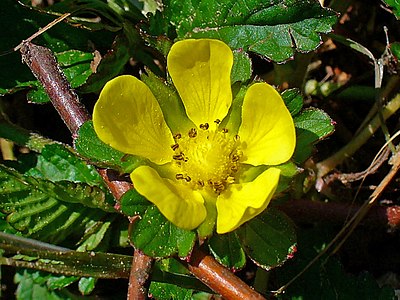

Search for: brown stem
xmin=19 ymin=41 xmax=265 ymax=299
xmin=188 ymin=247 xmax=265 ymax=300
xmin=20 ymin=42 xmax=90 ymax=136
xmin=20 ymin=41 xmax=151 ymax=300
xmin=278 ymin=200 xmax=400 ymax=229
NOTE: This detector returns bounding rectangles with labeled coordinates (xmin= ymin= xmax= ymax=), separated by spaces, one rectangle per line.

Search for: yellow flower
xmin=93 ymin=39 xmax=296 ymax=234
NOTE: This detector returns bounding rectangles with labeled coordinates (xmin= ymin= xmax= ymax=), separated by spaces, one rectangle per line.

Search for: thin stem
xmin=316 ymin=93 xmax=400 ymax=180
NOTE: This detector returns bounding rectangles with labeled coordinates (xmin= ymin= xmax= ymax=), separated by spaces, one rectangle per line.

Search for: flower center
xmin=171 ymin=122 xmax=242 ymax=194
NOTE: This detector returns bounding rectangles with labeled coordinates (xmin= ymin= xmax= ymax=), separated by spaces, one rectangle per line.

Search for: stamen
xmin=173 ymin=133 xmax=182 ymax=140
xmin=234 ymin=135 xmax=240 ymax=141
xmin=173 ymin=154 xmax=184 ymax=160
xmin=214 ymin=119 xmax=221 ymax=125
xmin=188 ymin=128 xmax=197 ymax=138
xmin=185 ymin=176 xmax=191 ymax=182
xmin=176 ymin=174 xmax=184 ymax=180
xmin=200 ymin=123 xmax=209 ymax=130
xmin=171 ymin=144 xmax=179 ymax=151
xmin=222 ymin=128 xmax=228 ymax=133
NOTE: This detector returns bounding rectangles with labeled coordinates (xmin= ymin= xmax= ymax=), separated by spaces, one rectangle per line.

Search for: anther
xmin=173 ymin=154 xmax=184 ymax=160
xmin=234 ymin=135 xmax=240 ymax=141
xmin=171 ymin=144 xmax=179 ymax=151
xmin=176 ymin=174 xmax=184 ymax=180
xmin=197 ymin=180 xmax=204 ymax=187
xmin=200 ymin=123 xmax=209 ymax=130
xmin=185 ymin=176 xmax=191 ymax=182
xmin=173 ymin=133 xmax=182 ymax=140
xmin=222 ymin=128 xmax=228 ymax=133
xmin=232 ymin=154 xmax=240 ymax=162
xmin=214 ymin=119 xmax=221 ymax=125
xmin=188 ymin=128 xmax=197 ymax=138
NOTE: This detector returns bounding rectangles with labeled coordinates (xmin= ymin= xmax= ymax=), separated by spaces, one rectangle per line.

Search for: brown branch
xmin=278 ymin=200 xmax=400 ymax=229
xmin=188 ymin=247 xmax=265 ymax=300
xmin=20 ymin=41 xmax=152 ymax=300
xmin=20 ymin=41 xmax=266 ymax=300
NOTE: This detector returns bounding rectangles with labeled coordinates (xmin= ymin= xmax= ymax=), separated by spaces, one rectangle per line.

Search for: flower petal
xmin=130 ymin=166 xmax=207 ymax=230
xmin=216 ymin=167 xmax=280 ymax=234
xmin=167 ymin=39 xmax=233 ymax=129
xmin=93 ymin=75 xmax=175 ymax=165
xmin=238 ymin=83 xmax=296 ymax=166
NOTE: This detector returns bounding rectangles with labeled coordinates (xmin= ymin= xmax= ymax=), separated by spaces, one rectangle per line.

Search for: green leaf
xmin=208 ymin=232 xmax=246 ymax=270
xmin=0 ymin=164 xmax=114 ymax=244
xmin=25 ymin=143 xmax=102 ymax=186
xmin=149 ymin=282 xmax=193 ymax=300
xmin=75 ymin=121 xmax=141 ymax=173
xmin=78 ymin=277 xmax=96 ymax=295
xmin=120 ymin=188 xmax=149 ymax=216
xmin=231 ymin=50 xmax=252 ymax=83
xmin=121 ymin=192 xmax=195 ymax=258
xmin=132 ymin=205 xmax=196 ymax=258
xmin=383 ymin=0 xmax=400 ymax=19
xmin=281 ymin=88 xmax=304 ymax=116
xmin=293 ymin=108 xmax=335 ymax=163
xmin=15 ymin=270 xmax=76 ymax=300
xmin=0 ymin=0 xmax=114 ymax=96
xmin=275 ymin=161 xmax=299 ymax=194
xmin=162 ymin=0 xmax=337 ymax=62
xmin=236 ymin=208 xmax=297 ymax=270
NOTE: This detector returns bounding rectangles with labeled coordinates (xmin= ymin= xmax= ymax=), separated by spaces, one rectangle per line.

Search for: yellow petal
xmin=93 ymin=75 xmax=175 ymax=165
xmin=238 ymin=83 xmax=296 ymax=166
xmin=130 ymin=166 xmax=207 ymax=230
xmin=216 ymin=167 xmax=280 ymax=234
xmin=167 ymin=39 xmax=233 ymax=129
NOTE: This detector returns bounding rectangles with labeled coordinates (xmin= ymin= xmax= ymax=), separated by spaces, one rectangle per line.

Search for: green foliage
xmin=293 ymin=108 xmax=335 ymax=163
xmin=208 ymin=232 xmax=246 ymax=270
xmin=15 ymin=270 xmax=78 ymax=300
xmin=75 ymin=121 xmax=142 ymax=173
xmin=120 ymin=190 xmax=196 ymax=258
xmin=0 ymin=164 xmax=114 ymax=244
xmin=383 ymin=0 xmax=400 ymax=19
xmin=149 ymin=282 xmax=193 ymax=300
xmin=158 ymin=0 xmax=337 ymax=62
xmin=0 ymin=0 xmax=114 ymax=96
xmin=237 ymin=208 xmax=297 ymax=270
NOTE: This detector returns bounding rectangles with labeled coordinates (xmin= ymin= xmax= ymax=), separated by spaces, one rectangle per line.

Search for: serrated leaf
xmin=149 ymin=282 xmax=193 ymax=300
xmin=78 ymin=277 xmax=96 ymax=295
xmin=123 ymin=194 xmax=195 ymax=257
xmin=208 ymin=232 xmax=246 ymax=270
xmin=25 ymin=143 xmax=102 ymax=186
xmin=163 ymin=0 xmax=337 ymax=62
xmin=75 ymin=121 xmax=141 ymax=173
xmin=236 ymin=208 xmax=297 ymax=270
xmin=281 ymin=88 xmax=304 ymax=116
xmin=0 ymin=164 xmax=114 ymax=244
xmin=293 ymin=108 xmax=334 ymax=163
